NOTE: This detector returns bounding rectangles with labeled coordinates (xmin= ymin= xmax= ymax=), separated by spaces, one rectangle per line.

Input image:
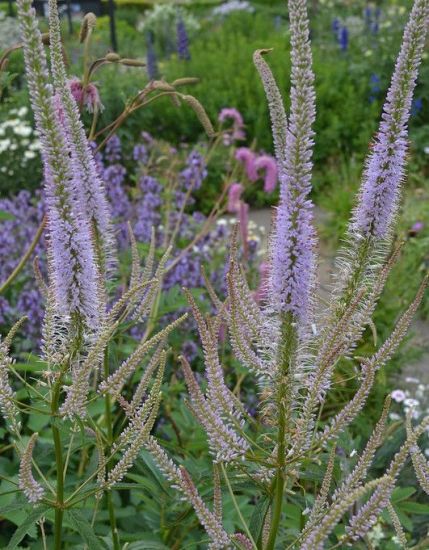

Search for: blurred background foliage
xmin=1 ymin=1 xmax=429 ymax=546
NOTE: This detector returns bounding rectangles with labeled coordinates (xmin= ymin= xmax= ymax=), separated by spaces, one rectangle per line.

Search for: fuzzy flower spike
xmin=352 ymin=0 xmax=429 ymax=240
xmin=324 ymin=0 xmax=429 ymax=364
xmin=17 ymin=0 xmax=101 ymax=330
xmin=48 ymin=0 xmax=116 ymax=272
xmin=269 ymin=0 xmax=317 ymax=331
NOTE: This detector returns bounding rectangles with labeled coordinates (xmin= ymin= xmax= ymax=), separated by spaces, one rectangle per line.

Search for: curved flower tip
xmin=254 ymin=154 xmax=278 ymax=192
xmin=235 ymin=147 xmax=257 ymax=180
xmin=219 ymin=107 xmax=246 ymax=142
xmin=227 ymin=182 xmax=244 ymax=213
xmin=218 ymin=107 xmax=244 ymax=127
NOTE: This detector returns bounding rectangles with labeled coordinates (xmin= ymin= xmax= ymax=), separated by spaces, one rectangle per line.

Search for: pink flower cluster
xmin=235 ymin=147 xmax=278 ymax=192
xmin=69 ymin=77 xmax=103 ymax=113
xmin=218 ymin=107 xmax=245 ymax=144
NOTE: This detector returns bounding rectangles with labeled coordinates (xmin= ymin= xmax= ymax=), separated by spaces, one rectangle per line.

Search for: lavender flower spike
xmin=352 ymin=0 xmax=429 ymax=239
xmin=48 ymin=0 xmax=116 ymax=270
xmin=17 ymin=0 xmax=101 ymax=329
xmin=269 ymin=0 xmax=317 ymax=327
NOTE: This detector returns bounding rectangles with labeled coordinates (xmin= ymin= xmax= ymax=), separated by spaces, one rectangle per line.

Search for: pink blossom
xmin=409 ymin=221 xmax=424 ymax=235
xmin=218 ymin=107 xmax=244 ymax=127
xmin=219 ymin=107 xmax=246 ymax=142
xmin=254 ymin=154 xmax=278 ymax=192
xmin=69 ymin=77 xmax=84 ymax=104
xmin=235 ymin=147 xmax=257 ymax=180
xmin=227 ymin=183 xmax=244 ymax=213
xmin=68 ymin=77 xmax=103 ymax=113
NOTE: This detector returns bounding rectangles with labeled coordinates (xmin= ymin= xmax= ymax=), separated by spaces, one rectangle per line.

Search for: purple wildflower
xmin=339 ymin=26 xmax=349 ymax=51
xmin=179 ymin=150 xmax=207 ymax=190
xmin=133 ymin=144 xmax=148 ymax=164
xmin=176 ymin=17 xmax=191 ymax=61
xmin=269 ymin=0 xmax=316 ymax=326
xmin=105 ymin=135 xmax=122 ymax=163
xmin=146 ymin=32 xmax=158 ymax=80
xmin=352 ymin=0 xmax=429 ymax=239
xmin=409 ymin=220 xmax=424 ymax=235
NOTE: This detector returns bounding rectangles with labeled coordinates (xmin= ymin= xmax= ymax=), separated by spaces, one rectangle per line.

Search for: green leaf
xmin=7 ymin=505 xmax=48 ymax=549
xmin=0 ymin=210 xmax=15 ymax=221
xmin=126 ymin=537 xmax=169 ymax=550
xmin=0 ymin=501 xmax=26 ymax=517
xmin=396 ymin=501 xmax=429 ymax=515
xmin=391 ymin=487 xmax=416 ymax=503
xmin=67 ymin=509 xmax=108 ymax=549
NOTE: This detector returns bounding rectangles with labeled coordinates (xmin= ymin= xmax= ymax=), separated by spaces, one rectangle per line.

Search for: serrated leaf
xmin=249 ymin=495 xmax=270 ymax=543
xmin=7 ymin=505 xmax=48 ymax=549
xmin=67 ymin=509 xmax=108 ymax=549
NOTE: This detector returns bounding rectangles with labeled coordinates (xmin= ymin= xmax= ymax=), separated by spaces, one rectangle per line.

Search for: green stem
xmin=104 ymin=351 xmax=121 ymax=550
xmin=0 ymin=215 xmax=46 ymax=295
xmin=265 ymin=409 xmax=286 ymax=550
xmin=220 ymin=464 xmax=257 ymax=550
xmin=266 ymin=316 xmax=296 ymax=550
xmin=51 ymin=377 xmax=64 ymax=550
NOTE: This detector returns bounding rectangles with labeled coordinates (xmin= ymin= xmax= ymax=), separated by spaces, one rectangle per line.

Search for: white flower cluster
xmin=391 ymin=378 xmax=429 ymax=455
xmin=0 ymin=10 xmax=22 ymax=50
xmin=0 ymin=107 xmax=41 ymax=176
xmin=212 ymin=0 xmax=254 ymax=17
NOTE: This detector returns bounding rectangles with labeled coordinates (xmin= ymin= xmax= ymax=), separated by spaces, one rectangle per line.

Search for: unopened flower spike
xmin=18 ymin=433 xmax=45 ymax=503
xmin=0 ymin=318 xmax=26 ymax=434
xmin=253 ymin=48 xmax=287 ymax=165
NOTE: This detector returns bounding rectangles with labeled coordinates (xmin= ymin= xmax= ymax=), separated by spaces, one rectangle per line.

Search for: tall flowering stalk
xmin=303 ymin=0 xmax=429 ymax=444
xmin=17 ymin=0 xmax=101 ymax=330
xmin=148 ymin=1 xmax=429 ymax=548
xmin=269 ymin=0 xmax=316 ymax=331
xmin=8 ymin=3 xmax=196 ymax=549
xmin=354 ymin=0 xmax=428 ymax=239
xmin=48 ymin=0 xmax=116 ymax=271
